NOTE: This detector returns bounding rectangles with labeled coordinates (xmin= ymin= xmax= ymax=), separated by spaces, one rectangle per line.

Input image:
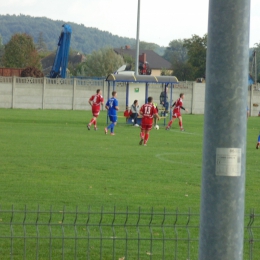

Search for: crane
xmin=49 ymin=24 xmax=72 ymax=78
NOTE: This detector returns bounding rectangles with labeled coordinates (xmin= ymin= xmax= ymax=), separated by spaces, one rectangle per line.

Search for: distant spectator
xmin=153 ymin=102 xmax=159 ymax=126
xmin=159 ymin=85 xmax=169 ymax=112
xmin=130 ymin=100 xmax=140 ymax=126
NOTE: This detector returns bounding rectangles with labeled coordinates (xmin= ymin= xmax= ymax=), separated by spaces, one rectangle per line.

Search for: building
xmin=114 ymin=46 xmax=172 ymax=76
xmin=0 ymin=67 xmax=24 ymax=77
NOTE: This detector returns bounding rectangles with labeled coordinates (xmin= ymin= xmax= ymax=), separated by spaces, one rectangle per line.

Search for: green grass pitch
xmin=0 ymin=108 xmax=259 ymax=259
xmin=0 ymin=108 xmax=258 ymax=211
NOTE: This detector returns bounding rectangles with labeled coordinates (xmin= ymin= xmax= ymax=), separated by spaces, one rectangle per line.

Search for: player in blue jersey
xmin=256 ymin=132 xmax=260 ymax=149
xmin=105 ymin=91 xmax=119 ymax=135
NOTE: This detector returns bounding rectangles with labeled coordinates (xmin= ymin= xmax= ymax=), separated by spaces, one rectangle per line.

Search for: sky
xmin=0 ymin=0 xmax=259 ymax=48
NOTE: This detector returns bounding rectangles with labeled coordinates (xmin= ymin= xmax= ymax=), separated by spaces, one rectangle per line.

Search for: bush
xmin=21 ymin=67 xmax=44 ymax=78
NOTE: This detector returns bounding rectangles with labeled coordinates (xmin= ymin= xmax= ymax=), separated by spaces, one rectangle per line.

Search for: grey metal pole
xmin=199 ymin=0 xmax=250 ymax=259
xmin=255 ymin=51 xmax=257 ymax=85
xmin=135 ymin=0 xmax=140 ymax=76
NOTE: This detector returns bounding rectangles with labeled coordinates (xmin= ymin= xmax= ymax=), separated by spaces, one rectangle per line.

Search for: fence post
xmin=42 ymin=77 xmax=46 ymax=110
xmin=191 ymin=82 xmax=194 ymax=115
xmin=102 ymin=79 xmax=105 ymax=111
xmin=250 ymin=84 xmax=253 ymax=116
xmin=73 ymin=78 xmax=76 ymax=110
xmin=199 ymin=0 xmax=250 ymax=259
xmin=11 ymin=76 xmax=16 ymax=109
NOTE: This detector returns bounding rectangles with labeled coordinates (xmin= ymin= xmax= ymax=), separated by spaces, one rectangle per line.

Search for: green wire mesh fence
xmin=0 ymin=206 xmax=259 ymax=260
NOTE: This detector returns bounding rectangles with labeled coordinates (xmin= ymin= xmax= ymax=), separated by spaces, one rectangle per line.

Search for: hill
xmin=0 ymin=14 xmax=165 ymax=55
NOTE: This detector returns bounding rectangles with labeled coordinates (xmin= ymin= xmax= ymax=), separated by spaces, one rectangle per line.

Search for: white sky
xmin=0 ymin=0 xmax=259 ymax=47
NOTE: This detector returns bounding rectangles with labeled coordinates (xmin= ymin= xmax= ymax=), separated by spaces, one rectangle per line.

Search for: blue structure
xmin=248 ymin=74 xmax=254 ymax=86
xmin=105 ymin=74 xmax=179 ymax=125
xmin=50 ymin=24 xmax=72 ymax=78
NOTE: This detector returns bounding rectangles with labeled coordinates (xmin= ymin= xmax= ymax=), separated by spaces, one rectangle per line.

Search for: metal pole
xmin=164 ymin=84 xmax=167 ymax=116
xmin=107 ymin=81 xmax=110 ymax=125
xmin=126 ymin=83 xmax=129 ymax=110
xmin=169 ymin=83 xmax=173 ymax=124
xmin=113 ymin=81 xmax=115 ymax=91
xmin=199 ymin=0 xmax=250 ymax=259
xmin=135 ymin=0 xmax=141 ymax=76
xmin=145 ymin=83 xmax=148 ymax=102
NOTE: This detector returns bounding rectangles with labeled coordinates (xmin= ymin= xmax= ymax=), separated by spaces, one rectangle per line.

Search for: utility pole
xmin=199 ymin=0 xmax=250 ymax=259
xmin=135 ymin=0 xmax=141 ymax=76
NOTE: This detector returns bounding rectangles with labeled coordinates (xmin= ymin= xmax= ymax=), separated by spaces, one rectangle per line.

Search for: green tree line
xmin=163 ymin=35 xmax=260 ymax=82
xmin=0 ymin=14 xmax=164 ymax=55
xmin=0 ymin=14 xmax=259 ymax=81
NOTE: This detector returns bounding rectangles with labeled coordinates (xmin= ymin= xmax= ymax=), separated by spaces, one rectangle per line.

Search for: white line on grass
xmin=167 ymin=129 xmax=203 ymax=136
xmin=156 ymin=153 xmax=202 ymax=167
xmin=157 ymin=153 xmax=256 ymax=173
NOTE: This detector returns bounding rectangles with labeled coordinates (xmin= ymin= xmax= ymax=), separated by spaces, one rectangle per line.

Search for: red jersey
xmin=89 ymin=94 xmax=104 ymax=112
xmin=173 ymin=98 xmax=183 ymax=114
xmin=140 ymin=103 xmax=158 ymax=125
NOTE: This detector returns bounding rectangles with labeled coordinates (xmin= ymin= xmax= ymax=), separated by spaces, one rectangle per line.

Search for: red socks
xmin=89 ymin=118 xmax=96 ymax=125
xmin=144 ymin=133 xmax=149 ymax=144
xmin=167 ymin=120 xmax=173 ymax=127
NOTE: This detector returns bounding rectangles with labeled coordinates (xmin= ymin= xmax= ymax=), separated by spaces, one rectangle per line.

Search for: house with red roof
xmin=114 ymin=45 xmax=173 ymax=76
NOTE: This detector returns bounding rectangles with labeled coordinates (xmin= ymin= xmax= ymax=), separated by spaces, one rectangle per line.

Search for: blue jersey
xmin=106 ymin=97 xmax=118 ymax=116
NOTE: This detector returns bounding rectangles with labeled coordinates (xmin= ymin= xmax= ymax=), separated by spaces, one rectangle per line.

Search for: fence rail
xmin=0 ymin=206 xmax=259 ymax=260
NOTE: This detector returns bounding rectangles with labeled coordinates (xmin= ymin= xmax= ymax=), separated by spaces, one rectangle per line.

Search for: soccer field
xmin=1 ymin=108 xmax=259 ymax=211
xmin=0 ymin=108 xmax=259 ymax=259
xmin=0 ymin=109 xmax=206 ymax=211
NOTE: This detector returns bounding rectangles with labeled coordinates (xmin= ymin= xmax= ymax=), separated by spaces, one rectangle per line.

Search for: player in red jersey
xmin=87 ymin=89 xmax=104 ymax=130
xmin=139 ymin=96 xmax=160 ymax=146
xmin=165 ymin=93 xmax=188 ymax=131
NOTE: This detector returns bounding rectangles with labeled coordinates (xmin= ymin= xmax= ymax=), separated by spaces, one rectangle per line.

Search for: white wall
xmin=0 ymin=77 xmax=13 ymax=108
xmin=250 ymin=85 xmax=260 ymax=116
xmin=128 ymin=83 xmax=146 ymax=107
xmin=1 ymin=76 xmax=259 ymax=116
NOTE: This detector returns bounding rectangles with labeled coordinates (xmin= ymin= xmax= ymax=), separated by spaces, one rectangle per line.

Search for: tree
xmin=163 ymin=39 xmax=188 ymax=64
xmin=163 ymin=39 xmax=194 ymax=80
xmin=21 ymin=67 xmax=44 ymax=78
xmin=75 ymin=48 xmax=124 ymax=77
xmin=122 ymin=54 xmax=135 ymax=71
xmin=250 ymin=44 xmax=260 ymax=83
xmin=0 ymin=34 xmax=4 ymax=66
xmin=3 ymin=33 xmax=42 ymax=69
xmin=139 ymin=41 xmax=157 ymax=51
xmin=183 ymin=34 xmax=207 ymax=79
xmin=160 ymin=68 xmax=172 ymax=76
xmin=36 ymin=32 xmax=48 ymax=52
xmin=171 ymin=60 xmax=195 ymax=81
